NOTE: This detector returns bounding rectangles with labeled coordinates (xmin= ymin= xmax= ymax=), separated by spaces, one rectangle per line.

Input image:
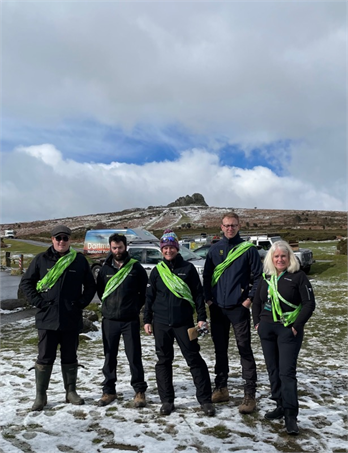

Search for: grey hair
xmin=263 ymin=240 xmax=300 ymax=275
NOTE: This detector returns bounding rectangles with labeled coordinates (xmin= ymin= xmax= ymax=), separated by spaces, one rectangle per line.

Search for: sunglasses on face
xmin=161 ymin=237 xmax=177 ymax=243
xmin=54 ymin=235 xmax=70 ymax=242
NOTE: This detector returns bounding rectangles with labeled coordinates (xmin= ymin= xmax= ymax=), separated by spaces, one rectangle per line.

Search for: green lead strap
xmin=156 ymin=261 xmax=195 ymax=312
xmin=102 ymin=258 xmax=137 ymax=301
xmin=263 ymin=272 xmax=302 ymax=326
xmin=36 ymin=248 xmax=77 ymax=293
xmin=211 ymin=242 xmax=255 ymax=287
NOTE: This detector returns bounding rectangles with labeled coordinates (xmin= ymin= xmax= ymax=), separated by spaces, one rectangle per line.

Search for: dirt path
xmin=0 ymin=307 xmax=36 ymax=326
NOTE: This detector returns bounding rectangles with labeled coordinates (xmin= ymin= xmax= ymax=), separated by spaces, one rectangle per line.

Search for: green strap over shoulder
xmin=102 ymin=258 xmax=137 ymax=301
xmin=156 ymin=261 xmax=195 ymax=312
xmin=36 ymin=248 xmax=77 ymax=293
xmin=263 ymin=273 xmax=302 ymax=326
xmin=211 ymin=241 xmax=255 ymax=287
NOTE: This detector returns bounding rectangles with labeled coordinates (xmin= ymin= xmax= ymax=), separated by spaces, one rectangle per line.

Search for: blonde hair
xmin=263 ymin=240 xmax=300 ymax=275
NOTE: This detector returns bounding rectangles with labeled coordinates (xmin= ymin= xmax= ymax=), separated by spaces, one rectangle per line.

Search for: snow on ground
xmin=0 ymin=293 xmax=347 ymax=453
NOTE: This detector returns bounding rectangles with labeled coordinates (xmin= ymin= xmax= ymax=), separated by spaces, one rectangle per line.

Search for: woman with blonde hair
xmin=252 ymin=240 xmax=315 ymax=435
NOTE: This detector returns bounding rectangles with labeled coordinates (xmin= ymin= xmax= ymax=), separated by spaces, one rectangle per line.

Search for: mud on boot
xmin=31 ymin=363 xmax=53 ymax=411
xmin=61 ymin=363 xmax=85 ymax=405
xmin=211 ymin=387 xmax=229 ymax=403
xmin=239 ymin=393 xmax=256 ymax=414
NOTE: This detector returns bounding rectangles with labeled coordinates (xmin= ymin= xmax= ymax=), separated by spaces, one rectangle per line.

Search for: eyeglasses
xmin=222 ymin=224 xmax=239 ymax=229
xmin=54 ymin=235 xmax=70 ymax=242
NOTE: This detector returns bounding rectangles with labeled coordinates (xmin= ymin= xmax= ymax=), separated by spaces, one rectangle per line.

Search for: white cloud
xmin=1 ymin=145 xmax=345 ymax=224
xmin=1 ymin=2 xmax=346 ymax=221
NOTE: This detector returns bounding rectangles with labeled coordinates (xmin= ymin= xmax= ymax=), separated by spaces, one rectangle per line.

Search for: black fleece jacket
xmin=97 ymin=252 xmax=148 ymax=321
xmin=252 ymin=270 xmax=315 ymax=333
xmin=19 ymin=246 xmax=96 ymax=331
xmin=144 ymin=253 xmax=206 ymax=327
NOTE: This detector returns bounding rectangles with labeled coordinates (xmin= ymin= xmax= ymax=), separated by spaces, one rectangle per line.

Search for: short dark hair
xmin=109 ymin=233 xmax=127 ymax=247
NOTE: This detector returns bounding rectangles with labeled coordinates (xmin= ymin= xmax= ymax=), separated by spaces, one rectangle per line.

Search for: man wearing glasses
xmin=203 ymin=213 xmax=262 ymax=414
xmin=19 ymin=225 xmax=96 ymax=411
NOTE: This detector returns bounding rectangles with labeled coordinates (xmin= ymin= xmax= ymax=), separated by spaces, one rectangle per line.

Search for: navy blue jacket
xmin=203 ymin=233 xmax=262 ymax=308
xmin=144 ymin=254 xmax=206 ymax=327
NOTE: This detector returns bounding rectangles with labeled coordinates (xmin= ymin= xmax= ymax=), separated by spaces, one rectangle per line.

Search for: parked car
xmin=194 ymin=243 xmax=267 ymax=261
xmin=83 ymin=228 xmax=205 ymax=283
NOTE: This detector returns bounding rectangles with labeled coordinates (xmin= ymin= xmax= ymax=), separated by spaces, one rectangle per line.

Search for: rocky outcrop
xmin=167 ymin=193 xmax=208 ymax=207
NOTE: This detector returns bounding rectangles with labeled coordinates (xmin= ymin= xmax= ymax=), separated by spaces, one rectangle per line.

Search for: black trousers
xmin=153 ymin=322 xmax=212 ymax=405
xmin=37 ymin=329 xmax=79 ymax=365
xmin=101 ymin=317 xmax=147 ymax=394
xmin=209 ymin=304 xmax=257 ymax=395
xmin=257 ymin=321 xmax=303 ymax=414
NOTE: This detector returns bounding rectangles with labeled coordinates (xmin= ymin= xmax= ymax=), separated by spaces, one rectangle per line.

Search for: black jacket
xmin=96 ymin=252 xmax=148 ymax=321
xmin=252 ymin=270 xmax=315 ymax=333
xmin=203 ymin=233 xmax=262 ymax=308
xmin=144 ymin=253 xmax=206 ymax=327
xmin=19 ymin=246 xmax=96 ymax=331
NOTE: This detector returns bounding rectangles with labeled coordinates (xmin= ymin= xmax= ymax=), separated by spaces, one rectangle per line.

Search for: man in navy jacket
xmin=203 ymin=213 xmax=262 ymax=414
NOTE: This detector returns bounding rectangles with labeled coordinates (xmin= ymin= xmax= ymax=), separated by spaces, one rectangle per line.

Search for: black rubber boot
xmin=265 ymin=399 xmax=284 ymax=420
xmin=61 ymin=363 xmax=85 ymax=405
xmin=31 ymin=363 xmax=53 ymax=411
xmin=284 ymin=409 xmax=299 ymax=435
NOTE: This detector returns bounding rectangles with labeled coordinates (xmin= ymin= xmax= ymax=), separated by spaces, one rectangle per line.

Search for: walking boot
xmin=211 ymin=387 xmax=229 ymax=403
xmin=201 ymin=402 xmax=216 ymax=416
xmin=98 ymin=393 xmax=116 ymax=407
xmin=61 ymin=363 xmax=85 ymax=405
xmin=284 ymin=409 xmax=300 ymax=435
xmin=239 ymin=393 xmax=256 ymax=414
xmin=31 ymin=363 xmax=53 ymax=411
xmin=265 ymin=400 xmax=284 ymax=420
xmin=134 ymin=392 xmax=146 ymax=408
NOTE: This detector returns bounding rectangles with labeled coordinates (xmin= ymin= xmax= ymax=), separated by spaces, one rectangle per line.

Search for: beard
xmin=113 ymin=251 xmax=128 ymax=261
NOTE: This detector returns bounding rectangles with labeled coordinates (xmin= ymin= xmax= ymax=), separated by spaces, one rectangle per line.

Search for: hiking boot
xmin=285 ymin=415 xmax=299 ymax=435
xmin=239 ymin=394 xmax=256 ymax=414
xmin=201 ymin=403 xmax=216 ymax=416
xmin=284 ymin=409 xmax=300 ymax=435
xmin=134 ymin=392 xmax=146 ymax=408
xmin=211 ymin=387 xmax=229 ymax=403
xmin=98 ymin=393 xmax=116 ymax=407
xmin=160 ymin=402 xmax=175 ymax=415
xmin=265 ymin=405 xmax=284 ymax=420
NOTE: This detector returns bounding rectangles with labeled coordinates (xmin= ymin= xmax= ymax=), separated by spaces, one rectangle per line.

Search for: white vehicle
xmin=83 ymin=228 xmax=205 ymax=282
xmin=245 ymin=234 xmax=314 ymax=274
xmin=4 ymin=230 xmax=15 ymax=239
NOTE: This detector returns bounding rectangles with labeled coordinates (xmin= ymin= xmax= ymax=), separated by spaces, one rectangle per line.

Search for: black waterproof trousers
xmin=257 ymin=321 xmax=303 ymax=414
xmin=153 ymin=322 xmax=212 ymax=405
xmin=101 ymin=317 xmax=147 ymax=394
xmin=37 ymin=329 xmax=79 ymax=365
xmin=209 ymin=304 xmax=257 ymax=395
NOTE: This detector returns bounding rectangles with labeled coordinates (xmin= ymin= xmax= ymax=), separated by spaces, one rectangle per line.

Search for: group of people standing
xmin=19 ymin=213 xmax=315 ymax=436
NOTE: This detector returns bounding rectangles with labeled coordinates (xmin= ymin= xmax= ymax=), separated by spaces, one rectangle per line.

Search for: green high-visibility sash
xmin=102 ymin=258 xmax=137 ymax=301
xmin=211 ymin=242 xmax=255 ymax=287
xmin=36 ymin=248 xmax=77 ymax=293
xmin=263 ymin=272 xmax=302 ymax=326
xmin=156 ymin=261 xmax=195 ymax=312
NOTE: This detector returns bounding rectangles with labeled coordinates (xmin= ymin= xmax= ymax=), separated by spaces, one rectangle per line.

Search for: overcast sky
xmin=1 ymin=0 xmax=347 ymax=224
